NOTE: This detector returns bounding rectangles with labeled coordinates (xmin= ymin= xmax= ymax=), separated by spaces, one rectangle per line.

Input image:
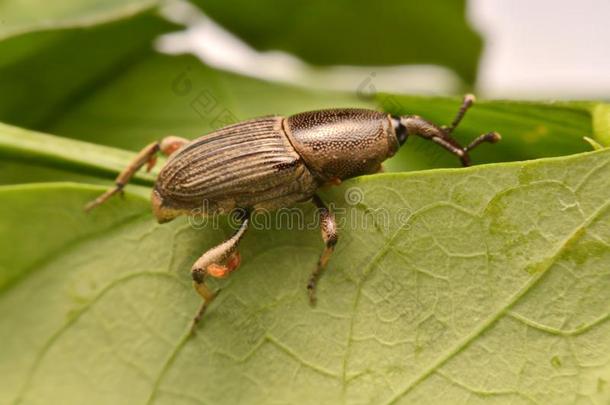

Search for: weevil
xmin=85 ymin=94 xmax=500 ymax=331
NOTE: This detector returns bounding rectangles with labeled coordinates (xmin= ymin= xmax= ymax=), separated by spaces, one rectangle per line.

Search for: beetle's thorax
xmin=283 ymin=109 xmax=399 ymax=182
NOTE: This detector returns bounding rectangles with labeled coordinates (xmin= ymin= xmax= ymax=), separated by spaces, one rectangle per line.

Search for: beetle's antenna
xmin=465 ymin=132 xmax=501 ymax=153
xmin=400 ymin=94 xmax=501 ymax=167
xmin=444 ymin=94 xmax=476 ymax=135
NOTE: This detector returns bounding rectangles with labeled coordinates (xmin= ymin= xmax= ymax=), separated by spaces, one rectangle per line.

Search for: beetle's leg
xmin=84 ymin=136 xmax=188 ymax=211
xmin=190 ymin=210 xmax=249 ymax=332
xmin=307 ymin=195 xmax=338 ymax=305
xmin=84 ymin=141 xmax=158 ymax=211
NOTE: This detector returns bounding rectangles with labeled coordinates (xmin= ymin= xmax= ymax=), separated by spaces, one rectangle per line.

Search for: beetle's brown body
xmin=152 ymin=109 xmax=398 ymax=222
xmin=85 ymin=97 xmax=500 ymax=332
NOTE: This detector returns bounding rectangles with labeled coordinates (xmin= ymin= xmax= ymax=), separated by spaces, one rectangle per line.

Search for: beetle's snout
xmin=151 ymin=189 xmax=180 ymax=223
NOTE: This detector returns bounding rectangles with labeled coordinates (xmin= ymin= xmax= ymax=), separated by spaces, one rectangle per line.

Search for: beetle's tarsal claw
xmin=189 ymin=300 xmax=207 ymax=335
xmin=307 ymin=279 xmax=317 ymax=306
xmin=305 ymin=195 xmax=338 ymax=306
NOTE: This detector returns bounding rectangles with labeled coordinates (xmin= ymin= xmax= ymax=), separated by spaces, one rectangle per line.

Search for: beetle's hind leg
xmin=84 ymin=136 xmax=189 ymax=211
xmin=307 ymin=195 xmax=338 ymax=305
xmin=190 ymin=210 xmax=249 ymax=333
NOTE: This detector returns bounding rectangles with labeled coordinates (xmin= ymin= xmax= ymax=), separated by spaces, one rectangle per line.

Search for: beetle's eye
xmin=391 ymin=116 xmax=408 ymax=146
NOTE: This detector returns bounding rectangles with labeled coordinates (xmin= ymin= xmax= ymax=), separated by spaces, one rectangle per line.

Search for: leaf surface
xmin=1 ymin=149 xmax=609 ymax=404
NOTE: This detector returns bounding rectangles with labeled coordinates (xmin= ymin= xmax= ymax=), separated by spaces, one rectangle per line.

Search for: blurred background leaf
xmin=190 ymin=0 xmax=482 ymax=84
xmin=41 ymin=53 xmax=373 ymax=150
xmin=0 ymin=6 xmax=175 ymax=130
xmin=0 ymin=2 xmax=374 ymax=152
xmin=0 ymin=0 xmax=158 ymax=39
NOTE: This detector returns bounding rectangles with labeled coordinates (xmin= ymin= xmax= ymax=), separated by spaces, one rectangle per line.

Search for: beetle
xmin=85 ymin=94 xmax=500 ymax=331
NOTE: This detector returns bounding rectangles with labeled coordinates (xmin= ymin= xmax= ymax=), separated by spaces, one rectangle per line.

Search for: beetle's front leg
xmin=84 ymin=136 xmax=188 ymax=211
xmin=190 ymin=210 xmax=249 ymax=333
xmin=307 ymin=195 xmax=338 ymax=305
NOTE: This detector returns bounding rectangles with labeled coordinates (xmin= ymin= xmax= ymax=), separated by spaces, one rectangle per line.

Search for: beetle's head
xmin=390 ymin=115 xmax=409 ymax=147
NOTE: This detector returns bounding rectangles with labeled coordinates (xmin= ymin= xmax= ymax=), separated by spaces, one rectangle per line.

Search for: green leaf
xmin=0 ymin=0 xmax=379 ymax=155
xmin=1 ymin=148 xmax=609 ymax=404
xmin=0 ymin=1 xmax=373 ymax=152
xmin=0 ymin=0 xmax=158 ymax=40
xmin=191 ymin=0 xmax=482 ymax=84
xmin=0 ymin=2 xmax=176 ymax=130
xmin=0 ymin=122 xmax=157 ymax=185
